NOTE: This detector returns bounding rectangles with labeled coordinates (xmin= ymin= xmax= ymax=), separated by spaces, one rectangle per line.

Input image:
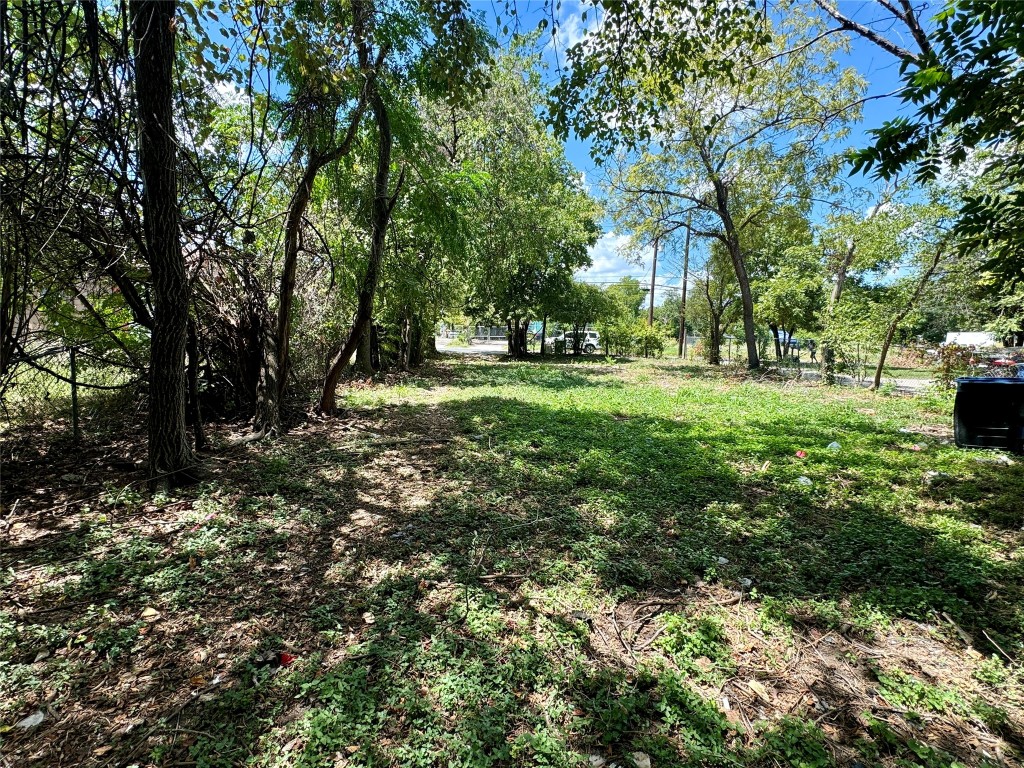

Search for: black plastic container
xmin=954 ymin=368 xmax=1024 ymax=453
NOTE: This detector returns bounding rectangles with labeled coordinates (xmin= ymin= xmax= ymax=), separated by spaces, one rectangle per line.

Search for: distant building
xmin=945 ymin=331 xmax=999 ymax=348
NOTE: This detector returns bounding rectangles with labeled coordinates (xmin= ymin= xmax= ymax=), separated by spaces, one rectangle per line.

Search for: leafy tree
xmin=751 ymin=216 xmax=825 ymax=362
xmin=689 ymin=245 xmax=741 ymax=365
xmin=549 ymin=0 xmax=769 ymax=157
xmin=595 ymin=278 xmax=648 ymax=356
xmin=845 ymin=1 xmax=1024 ymax=285
xmin=458 ymin=44 xmax=600 ymax=358
xmin=552 ymin=282 xmax=610 ymax=354
xmin=606 ymin=8 xmax=864 ymax=368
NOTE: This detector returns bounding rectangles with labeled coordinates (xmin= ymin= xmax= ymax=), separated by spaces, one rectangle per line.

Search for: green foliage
xmin=752 ymin=718 xmax=831 ymax=768
xmin=934 ymin=343 xmax=974 ymax=388
xmin=849 ymin=1 xmax=1024 ymax=285
xmin=659 ymin=613 xmax=735 ymax=683
xmin=870 ymin=666 xmax=965 ymax=716
xmin=549 ymin=0 xmax=769 ymax=157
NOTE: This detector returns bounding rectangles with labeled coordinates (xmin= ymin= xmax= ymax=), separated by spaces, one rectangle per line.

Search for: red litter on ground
xmin=279 ymin=652 xmax=297 ymax=666
xmin=795 ymin=450 xmax=807 ymax=459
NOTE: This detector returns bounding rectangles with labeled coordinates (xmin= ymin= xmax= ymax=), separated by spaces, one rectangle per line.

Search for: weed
xmin=658 ymin=613 xmax=735 ymax=683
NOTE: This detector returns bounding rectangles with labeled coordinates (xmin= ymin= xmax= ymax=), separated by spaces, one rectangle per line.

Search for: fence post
xmin=69 ymin=345 xmax=81 ymax=444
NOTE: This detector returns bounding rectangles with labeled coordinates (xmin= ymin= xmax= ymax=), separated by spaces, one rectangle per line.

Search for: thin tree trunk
xmin=186 ymin=316 xmax=206 ymax=451
xmin=708 ymin=315 xmax=722 ymax=365
xmin=822 ymin=237 xmax=856 ymax=385
xmin=409 ymin=318 xmax=424 ymax=366
xmin=769 ymin=322 xmax=782 ymax=361
xmin=714 ymin=181 xmax=759 ymax=368
xmin=540 ymin=314 xmax=547 ymax=356
xmin=400 ymin=310 xmax=412 ymax=371
xmin=648 ymin=235 xmax=658 ymax=327
xmin=318 ymin=88 xmax=402 ymax=414
xmin=131 ymin=0 xmax=193 ymax=485
xmin=275 ymin=158 xmax=321 ymax=394
xmin=255 ymin=26 xmax=375 ymax=433
xmin=871 ymin=246 xmax=943 ymax=390
xmin=356 ymin=323 xmax=374 ymax=374
xmin=677 ymin=222 xmax=690 ymax=357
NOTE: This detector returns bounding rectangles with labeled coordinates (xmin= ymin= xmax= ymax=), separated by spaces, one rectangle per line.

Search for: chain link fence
xmin=1 ymin=345 xmax=143 ymax=443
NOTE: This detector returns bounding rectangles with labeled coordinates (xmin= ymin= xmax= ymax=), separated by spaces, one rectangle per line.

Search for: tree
xmin=549 ymin=0 xmax=769 ymax=157
xmin=459 ymin=45 xmax=600 ymax=358
xmin=607 ymin=9 xmax=863 ymax=368
xmin=552 ymin=282 xmax=611 ymax=354
xmin=690 ymin=244 xmax=741 ymax=365
xmin=318 ymin=78 xmax=404 ymax=413
xmin=748 ymin=210 xmax=823 ymax=361
xmin=131 ymin=0 xmax=193 ymax=484
xmin=844 ymin=1 xmax=1024 ymax=284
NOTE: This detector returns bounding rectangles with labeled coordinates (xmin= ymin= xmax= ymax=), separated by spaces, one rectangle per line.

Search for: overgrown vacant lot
xmin=2 ymin=357 xmax=1023 ymax=767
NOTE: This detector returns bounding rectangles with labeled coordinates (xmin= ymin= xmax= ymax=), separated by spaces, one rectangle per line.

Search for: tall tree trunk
xmin=318 ymin=89 xmax=402 ymax=414
xmin=540 ymin=314 xmax=548 ymax=356
xmin=677 ymin=222 xmax=690 ymax=358
xmin=400 ymin=310 xmax=412 ymax=371
xmin=769 ymin=322 xmax=782 ymax=361
xmin=708 ymin=314 xmax=722 ymax=365
xmin=648 ymin=235 xmax=658 ymax=327
xmin=131 ymin=0 xmax=193 ymax=485
xmin=252 ymin=25 xmax=374 ymax=434
xmin=275 ymin=158 xmax=321 ymax=396
xmin=355 ymin=323 xmax=374 ymax=375
xmin=409 ymin=317 xmax=424 ymax=366
xmin=822 ymin=237 xmax=856 ymax=385
xmin=871 ymin=246 xmax=943 ymax=390
xmin=714 ymin=182 xmax=759 ymax=368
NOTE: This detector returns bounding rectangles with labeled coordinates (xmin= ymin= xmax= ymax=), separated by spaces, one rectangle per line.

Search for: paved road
xmin=436 ymin=337 xmax=508 ymax=355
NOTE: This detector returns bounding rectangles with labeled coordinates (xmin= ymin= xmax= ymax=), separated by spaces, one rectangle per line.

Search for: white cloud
xmin=575 ymin=232 xmax=646 ymax=283
xmin=212 ymin=80 xmax=247 ymax=107
xmin=546 ymin=1 xmax=602 ymax=61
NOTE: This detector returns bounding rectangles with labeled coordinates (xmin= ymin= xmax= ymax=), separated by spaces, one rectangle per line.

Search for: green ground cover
xmin=2 ymin=357 xmax=1022 ymax=767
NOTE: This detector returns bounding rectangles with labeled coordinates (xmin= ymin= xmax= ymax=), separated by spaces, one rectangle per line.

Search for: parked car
xmin=567 ymin=330 xmax=601 ymax=354
xmin=547 ymin=330 xmax=601 ymax=354
xmin=990 ymin=353 xmax=1023 ymax=367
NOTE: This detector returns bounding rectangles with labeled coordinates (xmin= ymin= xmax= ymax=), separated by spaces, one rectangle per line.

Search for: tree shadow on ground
xmin=2 ymin=379 xmax=1022 ymax=766
xmin=430 ymin=360 xmax=627 ymax=393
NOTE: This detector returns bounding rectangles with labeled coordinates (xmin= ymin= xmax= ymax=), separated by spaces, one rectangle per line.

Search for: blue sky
xmin=470 ymin=0 xmax=931 ymax=303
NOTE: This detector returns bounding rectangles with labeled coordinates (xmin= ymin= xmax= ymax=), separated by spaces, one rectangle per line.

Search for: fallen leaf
xmin=93 ymin=746 xmax=113 ymax=756
xmin=362 ymin=612 xmax=375 ymax=625
xmin=15 ymin=710 xmax=45 ymax=729
xmin=345 ymin=745 xmax=359 ymax=754
xmin=632 ymin=751 xmax=651 ymax=768
xmin=189 ymin=675 xmax=207 ymax=687
xmin=140 ymin=606 xmax=161 ymax=622
xmin=747 ymin=680 xmax=772 ymax=703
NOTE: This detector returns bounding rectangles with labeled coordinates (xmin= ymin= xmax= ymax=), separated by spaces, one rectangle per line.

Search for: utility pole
xmin=677 ymin=218 xmax=691 ymax=358
xmin=647 ymin=235 xmax=659 ymax=327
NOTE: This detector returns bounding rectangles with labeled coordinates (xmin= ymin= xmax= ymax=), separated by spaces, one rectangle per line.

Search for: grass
xmin=2 ymin=355 xmax=1023 ymax=767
